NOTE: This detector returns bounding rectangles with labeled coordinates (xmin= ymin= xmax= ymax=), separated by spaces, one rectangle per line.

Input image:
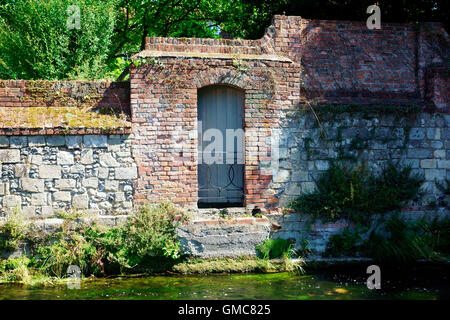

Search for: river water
xmin=0 ymin=265 xmax=448 ymax=300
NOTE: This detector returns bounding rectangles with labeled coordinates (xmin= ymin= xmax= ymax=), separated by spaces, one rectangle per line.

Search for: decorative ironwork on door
xmin=198 ymin=85 xmax=244 ymax=208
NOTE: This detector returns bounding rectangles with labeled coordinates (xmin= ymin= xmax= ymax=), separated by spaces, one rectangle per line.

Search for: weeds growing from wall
xmin=324 ymin=225 xmax=368 ymax=258
xmin=0 ymin=201 xmax=188 ymax=283
xmin=256 ymin=238 xmax=293 ymax=260
xmin=324 ymin=217 xmax=450 ymax=263
xmin=0 ymin=207 xmax=29 ymax=251
xmin=288 ymin=161 xmax=424 ymax=222
xmin=364 ymin=217 xmax=450 ymax=263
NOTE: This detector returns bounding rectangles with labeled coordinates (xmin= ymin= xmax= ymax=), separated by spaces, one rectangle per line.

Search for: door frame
xmin=197 ymin=84 xmax=246 ymax=208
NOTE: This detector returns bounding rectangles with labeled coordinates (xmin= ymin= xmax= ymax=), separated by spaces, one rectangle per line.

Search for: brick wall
xmin=130 ymin=15 xmax=448 ymax=213
xmin=130 ymin=54 xmax=300 ymax=212
xmin=269 ymin=15 xmax=449 ymax=109
xmin=0 ymin=80 xmax=130 ymax=113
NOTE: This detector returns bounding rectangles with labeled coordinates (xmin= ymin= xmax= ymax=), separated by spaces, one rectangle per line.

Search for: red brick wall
xmin=269 ymin=15 xmax=449 ymax=109
xmin=0 ymin=80 xmax=130 ymax=113
xmin=130 ymin=54 xmax=300 ymax=212
xmin=425 ymin=65 xmax=450 ymax=110
xmin=144 ymin=37 xmax=275 ymax=55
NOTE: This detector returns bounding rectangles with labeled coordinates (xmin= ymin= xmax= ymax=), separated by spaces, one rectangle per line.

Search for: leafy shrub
xmin=0 ymin=208 xmax=29 ymax=251
xmin=325 ymin=226 xmax=367 ymax=257
xmin=0 ymin=257 xmax=32 ymax=284
xmin=324 ymin=218 xmax=449 ymax=263
xmin=35 ymin=230 xmax=100 ymax=278
xmin=125 ymin=201 xmax=185 ymax=262
xmin=34 ymin=201 xmax=187 ymax=277
xmin=256 ymin=238 xmax=292 ymax=259
xmin=362 ymin=218 xmax=446 ymax=264
xmin=289 ymin=163 xmax=371 ymax=220
xmin=371 ymin=162 xmax=424 ymax=213
xmin=436 ymin=178 xmax=450 ymax=195
xmin=289 ymin=161 xmax=424 ymax=222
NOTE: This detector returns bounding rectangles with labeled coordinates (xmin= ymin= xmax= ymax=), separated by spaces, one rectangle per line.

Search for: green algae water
xmin=0 ymin=265 xmax=448 ymax=300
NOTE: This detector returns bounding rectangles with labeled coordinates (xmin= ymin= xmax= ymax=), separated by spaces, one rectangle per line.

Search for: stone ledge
xmin=185 ymin=217 xmax=270 ymax=226
xmin=20 ymin=215 xmax=132 ymax=234
xmin=177 ymin=218 xmax=271 ymax=258
xmin=135 ymin=50 xmax=293 ymax=63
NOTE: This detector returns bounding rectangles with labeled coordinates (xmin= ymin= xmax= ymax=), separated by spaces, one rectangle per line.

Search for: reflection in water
xmin=0 ymin=266 xmax=448 ymax=300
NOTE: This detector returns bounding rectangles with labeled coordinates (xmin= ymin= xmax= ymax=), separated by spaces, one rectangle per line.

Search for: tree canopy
xmin=223 ymin=0 xmax=449 ymax=39
xmin=0 ymin=0 xmax=118 ymax=80
xmin=0 ymin=0 xmax=447 ymax=80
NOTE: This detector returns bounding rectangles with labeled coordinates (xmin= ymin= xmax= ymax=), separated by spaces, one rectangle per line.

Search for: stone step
xmin=194 ymin=207 xmax=248 ymax=220
xmin=6 ymin=215 xmax=132 ymax=234
xmin=177 ymin=217 xmax=271 ymax=257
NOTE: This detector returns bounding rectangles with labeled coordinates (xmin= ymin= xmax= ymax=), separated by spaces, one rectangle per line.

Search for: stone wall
xmin=273 ymin=110 xmax=450 ymax=210
xmin=267 ymin=209 xmax=450 ymax=256
xmin=0 ymin=134 xmax=137 ymax=217
xmin=177 ymin=217 xmax=271 ymax=257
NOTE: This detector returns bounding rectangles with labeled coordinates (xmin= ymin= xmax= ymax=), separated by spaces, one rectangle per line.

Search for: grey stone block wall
xmin=266 ymin=209 xmax=450 ymax=256
xmin=273 ymin=111 xmax=450 ymax=209
xmin=177 ymin=219 xmax=271 ymax=257
xmin=0 ymin=134 xmax=136 ymax=217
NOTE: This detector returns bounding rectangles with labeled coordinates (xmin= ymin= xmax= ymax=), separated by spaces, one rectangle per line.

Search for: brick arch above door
xmin=193 ymin=68 xmax=251 ymax=91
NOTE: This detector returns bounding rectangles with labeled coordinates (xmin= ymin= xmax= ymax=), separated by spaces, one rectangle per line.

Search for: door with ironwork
xmin=198 ymin=85 xmax=244 ymax=207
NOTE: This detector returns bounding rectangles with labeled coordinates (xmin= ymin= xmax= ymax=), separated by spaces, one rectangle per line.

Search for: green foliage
xmin=325 ymin=226 xmax=367 ymax=257
xmin=55 ymin=210 xmax=87 ymax=221
xmin=323 ymin=217 xmax=450 ymax=263
xmin=289 ymin=163 xmax=371 ymax=221
xmin=0 ymin=0 xmax=118 ymax=80
xmin=371 ymin=162 xmax=424 ymax=213
xmin=0 ymin=207 xmax=29 ymax=251
xmin=33 ymin=201 xmax=186 ymax=277
xmin=289 ymin=161 xmax=424 ymax=222
xmin=114 ymin=0 xmax=224 ymax=52
xmin=0 ymin=256 xmax=32 ymax=284
xmin=35 ymin=229 xmax=101 ymax=278
xmin=220 ymin=0 xmax=448 ymax=39
xmin=0 ymin=201 xmax=187 ymax=281
xmin=436 ymin=178 xmax=450 ymax=195
xmin=122 ymin=201 xmax=186 ymax=265
xmin=363 ymin=218 xmax=449 ymax=264
xmin=131 ymin=57 xmax=165 ymax=68
xmin=256 ymin=238 xmax=292 ymax=259
xmin=172 ymin=256 xmax=304 ymax=274
xmin=0 ymin=0 xmax=233 ymax=80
